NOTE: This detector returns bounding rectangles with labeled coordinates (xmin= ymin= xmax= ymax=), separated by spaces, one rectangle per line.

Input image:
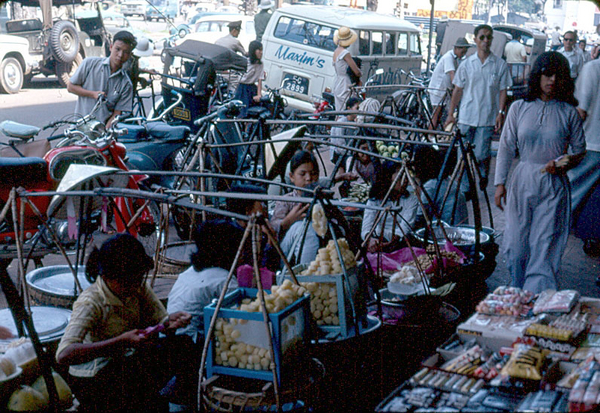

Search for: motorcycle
xmin=0 ymin=99 xmax=159 ymax=257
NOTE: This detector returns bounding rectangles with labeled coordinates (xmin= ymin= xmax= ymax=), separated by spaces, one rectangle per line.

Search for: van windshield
xmin=274 ymin=16 xmax=336 ymax=52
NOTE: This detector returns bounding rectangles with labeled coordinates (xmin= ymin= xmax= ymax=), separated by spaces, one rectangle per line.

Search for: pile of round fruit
xmin=376 ymin=140 xmax=400 ymax=158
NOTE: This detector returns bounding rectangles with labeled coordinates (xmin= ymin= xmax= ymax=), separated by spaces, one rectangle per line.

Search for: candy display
xmin=476 ymin=286 xmax=534 ymax=316
xmin=533 ymin=290 xmax=580 ymax=315
xmin=501 ymin=343 xmax=547 ymax=381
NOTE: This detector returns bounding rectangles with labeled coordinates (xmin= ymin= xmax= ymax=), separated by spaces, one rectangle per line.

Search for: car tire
xmin=50 ymin=20 xmax=80 ymax=63
xmin=56 ymin=52 xmax=83 ymax=88
xmin=0 ymin=57 xmax=24 ymax=94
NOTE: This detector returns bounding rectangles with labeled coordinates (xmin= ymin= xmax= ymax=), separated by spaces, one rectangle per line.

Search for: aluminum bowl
xmin=414 ymin=226 xmax=490 ymax=247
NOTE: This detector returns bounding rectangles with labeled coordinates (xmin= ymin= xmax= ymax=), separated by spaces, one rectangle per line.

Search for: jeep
xmin=1 ymin=0 xmax=111 ymax=87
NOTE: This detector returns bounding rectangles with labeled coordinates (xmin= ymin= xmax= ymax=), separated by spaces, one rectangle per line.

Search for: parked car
xmin=188 ymin=11 xmax=238 ymax=25
xmin=121 ymin=0 xmax=146 ymax=18
xmin=145 ymin=0 xmax=178 ymax=22
xmin=185 ymin=14 xmax=255 ymax=52
xmin=261 ymin=5 xmax=423 ymax=112
xmin=2 ymin=0 xmax=110 ymax=87
xmin=0 ymin=33 xmax=36 ymax=93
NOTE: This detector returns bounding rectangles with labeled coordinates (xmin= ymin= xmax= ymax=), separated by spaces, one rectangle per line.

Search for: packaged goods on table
xmin=476 ymin=286 xmax=534 ymax=317
xmin=500 ymin=343 xmax=548 ymax=381
xmin=525 ymin=312 xmax=589 ymax=356
xmin=533 ymin=290 xmax=580 ymax=315
xmin=457 ymin=312 xmax=536 ymax=352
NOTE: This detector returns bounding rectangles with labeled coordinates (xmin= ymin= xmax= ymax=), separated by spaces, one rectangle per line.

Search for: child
xmin=344 ymin=139 xmax=378 ymax=186
xmin=225 ymin=183 xmax=279 ymax=273
xmin=271 ymin=150 xmax=321 ymax=264
xmin=167 ymin=220 xmax=244 ymax=343
xmin=56 ymin=234 xmax=192 ymax=411
xmin=361 ymin=161 xmax=419 ymax=253
xmin=235 ymin=40 xmax=264 ymax=118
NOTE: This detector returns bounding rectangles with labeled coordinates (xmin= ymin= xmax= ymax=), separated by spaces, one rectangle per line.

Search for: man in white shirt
xmin=427 ymin=37 xmax=471 ymax=129
xmin=504 ymin=34 xmax=527 ymax=63
xmin=579 ymin=39 xmax=593 ymax=63
xmin=445 ymin=24 xmax=511 ymax=193
xmin=551 ymin=26 xmax=561 ymax=51
xmin=558 ymin=31 xmax=584 ymax=79
xmin=570 ymin=58 xmax=600 ymax=257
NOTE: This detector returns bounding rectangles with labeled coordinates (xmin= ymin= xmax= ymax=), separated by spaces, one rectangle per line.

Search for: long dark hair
xmin=190 ymin=219 xmax=244 ymax=271
xmin=369 ymin=160 xmax=403 ymax=200
xmin=249 ymin=40 xmax=263 ymax=65
xmin=85 ymin=233 xmax=153 ymax=284
xmin=525 ymin=51 xmax=577 ymax=106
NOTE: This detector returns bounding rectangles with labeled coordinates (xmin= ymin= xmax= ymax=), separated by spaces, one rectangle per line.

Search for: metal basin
xmin=26 ymin=265 xmax=91 ymax=308
xmin=415 ymin=226 xmax=490 ymax=247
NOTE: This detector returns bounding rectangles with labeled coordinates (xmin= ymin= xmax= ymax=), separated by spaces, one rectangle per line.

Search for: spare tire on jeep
xmin=50 ymin=20 xmax=80 ymax=63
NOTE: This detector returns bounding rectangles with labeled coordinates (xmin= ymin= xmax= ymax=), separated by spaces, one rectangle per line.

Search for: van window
xmin=273 ymin=16 xmax=336 ymax=52
xmin=409 ymin=33 xmax=421 ymax=55
xmin=385 ymin=32 xmax=395 ymax=55
xmin=372 ymin=31 xmax=383 ymax=55
xmin=359 ymin=30 xmax=369 ymax=55
xmin=397 ymin=32 xmax=408 ymax=55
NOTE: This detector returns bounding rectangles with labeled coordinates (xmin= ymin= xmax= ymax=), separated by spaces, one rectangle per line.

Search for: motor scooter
xmin=0 ymin=99 xmax=158 ymax=258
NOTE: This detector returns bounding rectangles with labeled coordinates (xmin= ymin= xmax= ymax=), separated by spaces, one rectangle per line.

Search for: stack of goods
xmin=300 ymin=239 xmax=356 ymax=276
xmin=533 ymin=290 xmax=580 ymax=315
xmin=298 ymin=238 xmax=356 ymax=327
xmin=526 ymin=313 xmax=589 ymax=356
xmin=476 ymin=286 xmax=534 ymax=317
xmin=213 ymin=280 xmax=305 ymax=371
xmin=345 ymin=182 xmax=370 ymax=204
xmin=376 ymin=287 xmax=600 ymax=413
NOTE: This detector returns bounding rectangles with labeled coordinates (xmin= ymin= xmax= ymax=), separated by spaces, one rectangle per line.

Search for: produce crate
xmin=279 ymin=263 xmax=367 ymax=339
xmin=203 ymin=288 xmax=311 ymax=386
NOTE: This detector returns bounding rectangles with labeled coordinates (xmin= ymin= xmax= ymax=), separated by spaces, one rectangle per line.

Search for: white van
xmin=261 ymin=6 xmax=423 ymax=112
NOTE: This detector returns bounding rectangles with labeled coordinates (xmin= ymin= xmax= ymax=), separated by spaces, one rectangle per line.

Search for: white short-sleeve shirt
xmin=453 ymin=52 xmax=512 ymax=127
xmin=428 ymin=50 xmax=459 ymax=106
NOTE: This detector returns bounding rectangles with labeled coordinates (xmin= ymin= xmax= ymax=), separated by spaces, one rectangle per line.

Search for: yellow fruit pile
xmin=213 ymin=280 xmax=304 ymax=371
xmin=301 ymin=239 xmax=356 ymax=276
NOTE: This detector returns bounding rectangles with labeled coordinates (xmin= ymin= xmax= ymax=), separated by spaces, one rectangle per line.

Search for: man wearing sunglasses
xmin=558 ymin=31 xmax=584 ymax=79
xmin=445 ymin=24 xmax=511 ymax=193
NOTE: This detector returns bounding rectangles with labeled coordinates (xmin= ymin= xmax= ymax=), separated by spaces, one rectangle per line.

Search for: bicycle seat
xmin=246 ymin=106 xmax=270 ymax=118
xmin=0 ymin=121 xmax=41 ymax=140
xmin=0 ymin=157 xmax=47 ymax=186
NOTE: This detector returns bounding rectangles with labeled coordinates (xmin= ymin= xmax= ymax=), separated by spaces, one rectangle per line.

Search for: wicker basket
xmin=157 ymin=241 xmax=195 ymax=275
xmin=201 ymin=358 xmax=325 ymax=412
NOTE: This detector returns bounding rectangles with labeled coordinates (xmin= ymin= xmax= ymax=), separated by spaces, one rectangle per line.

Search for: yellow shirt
xmin=56 ymin=277 xmax=168 ymax=377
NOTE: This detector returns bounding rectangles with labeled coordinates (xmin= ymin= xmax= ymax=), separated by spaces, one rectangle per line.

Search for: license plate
xmin=282 ymin=74 xmax=309 ymax=95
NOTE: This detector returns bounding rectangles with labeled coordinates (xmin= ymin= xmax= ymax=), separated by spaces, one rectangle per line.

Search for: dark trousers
xmin=71 ymin=335 xmax=198 ymax=412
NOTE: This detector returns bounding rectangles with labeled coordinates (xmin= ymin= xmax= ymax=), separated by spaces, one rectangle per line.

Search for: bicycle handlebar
xmin=193 ymin=100 xmax=243 ymax=126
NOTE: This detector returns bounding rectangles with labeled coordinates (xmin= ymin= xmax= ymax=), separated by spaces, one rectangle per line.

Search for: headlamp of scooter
xmin=77 ymin=120 xmax=106 ymax=141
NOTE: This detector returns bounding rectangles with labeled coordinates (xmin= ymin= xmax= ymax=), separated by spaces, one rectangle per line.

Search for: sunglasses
xmin=541 ymin=67 xmax=558 ymax=77
xmin=478 ymin=35 xmax=493 ymax=41
xmin=564 ymin=38 xmax=576 ymax=42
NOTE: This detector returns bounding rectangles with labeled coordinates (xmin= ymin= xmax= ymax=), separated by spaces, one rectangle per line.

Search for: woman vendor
xmin=55 ymin=234 xmax=192 ymax=411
